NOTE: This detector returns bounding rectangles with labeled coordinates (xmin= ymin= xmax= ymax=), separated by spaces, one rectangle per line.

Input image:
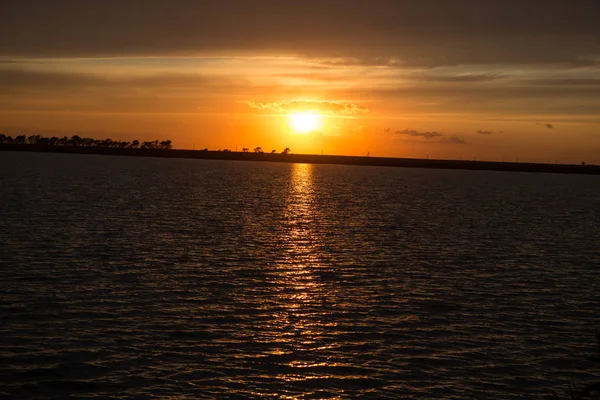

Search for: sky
xmin=1 ymin=0 xmax=600 ymax=163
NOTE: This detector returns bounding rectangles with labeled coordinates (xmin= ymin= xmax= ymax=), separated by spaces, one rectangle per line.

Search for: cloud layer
xmin=1 ymin=1 xmax=598 ymax=67
xmin=475 ymin=130 xmax=504 ymax=135
xmin=242 ymin=101 xmax=369 ymax=114
xmin=386 ymin=128 xmax=466 ymax=144
xmin=390 ymin=129 xmax=443 ymax=139
xmin=536 ymin=123 xmax=555 ymax=129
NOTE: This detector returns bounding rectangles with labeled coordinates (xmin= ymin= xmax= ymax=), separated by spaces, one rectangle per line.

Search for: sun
xmin=290 ymin=112 xmax=322 ymax=133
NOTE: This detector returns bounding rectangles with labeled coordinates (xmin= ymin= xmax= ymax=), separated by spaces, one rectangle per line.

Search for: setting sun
xmin=290 ymin=112 xmax=322 ymax=133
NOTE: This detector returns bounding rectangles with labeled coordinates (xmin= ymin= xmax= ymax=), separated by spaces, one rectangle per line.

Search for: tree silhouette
xmin=254 ymin=147 xmax=263 ymax=153
xmin=282 ymin=147 xmax=291 ymax=154
xmin=159 ymin=140 xmax=172 ymax=150
xmin=69 ymin=135 xmax=82 ymax=147
xmin=26 ymin=135 xmax=41 ymax=145
xmin=0 ymin=133 xmax=176 ymax=151
xmin=82 ymin=137 xmax=94 ymax=147
xmin=242 ymin=148 xmax=249 ymax=152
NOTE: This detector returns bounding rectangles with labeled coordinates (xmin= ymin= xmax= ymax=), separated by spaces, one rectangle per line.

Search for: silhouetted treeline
xmin=0 ymin=134 xmax=172 ymax=150
xmin=1 ymin=135 xmax=598 ymax=175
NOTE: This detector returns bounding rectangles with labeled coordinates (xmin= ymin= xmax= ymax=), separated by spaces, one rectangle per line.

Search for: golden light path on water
xmin=274 ymin=164 xmax=324 ymax=375
xmin=256 ymin=164 xmax=365 ymax=398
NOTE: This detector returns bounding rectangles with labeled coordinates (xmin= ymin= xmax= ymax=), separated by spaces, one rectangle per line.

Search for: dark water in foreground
xmin=1 ymin=152 xmax=599 ymax=399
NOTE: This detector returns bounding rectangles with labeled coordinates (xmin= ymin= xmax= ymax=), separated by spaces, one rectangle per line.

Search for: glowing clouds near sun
xmin=241 ymin=100 xmax=369 ymax=115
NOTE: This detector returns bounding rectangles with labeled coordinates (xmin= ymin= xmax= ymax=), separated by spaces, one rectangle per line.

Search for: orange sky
xmin=1 ymin=1 xmax=599 ymax=164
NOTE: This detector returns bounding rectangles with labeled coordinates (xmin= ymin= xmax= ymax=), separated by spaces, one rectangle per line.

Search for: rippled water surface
xmin=1 ymin=152 xmax=599 ymax=399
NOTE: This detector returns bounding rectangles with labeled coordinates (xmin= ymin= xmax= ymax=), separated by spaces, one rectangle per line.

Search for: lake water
xmin=1 ymin=151 xmax=599 ymax=399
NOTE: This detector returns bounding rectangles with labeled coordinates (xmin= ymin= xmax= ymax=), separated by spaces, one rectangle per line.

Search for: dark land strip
xmin=1 ymin=144 xmax=599 ymax=175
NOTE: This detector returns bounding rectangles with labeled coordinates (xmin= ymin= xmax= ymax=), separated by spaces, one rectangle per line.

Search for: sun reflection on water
xmin=264 ymin=164 xmax=343 ymax=390
xmin=246 ymin=164 xmax=373 ymax=398
xmin=276 ymin=163 xmax=322 ymax=315
xmin=281 ymin=163 xmax=319 ymax=263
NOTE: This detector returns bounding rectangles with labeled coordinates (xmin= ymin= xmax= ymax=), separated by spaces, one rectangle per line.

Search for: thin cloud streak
xmin=390 ymin=129 xmax=443 ymax=139
xmin=0 ymin=67 xmax=247 ymax=91
xmin=386 ymin=128 xmax=467 ymax=144
xmin=241 ymin=100 xmax=369 ymax=115
xmin=536 ymin=123 xmax=555 ymax=129
xmin=441 ymin=135 xmax=467 ymax=144
xmin=418 ymin=73 xmax=506 ymax=83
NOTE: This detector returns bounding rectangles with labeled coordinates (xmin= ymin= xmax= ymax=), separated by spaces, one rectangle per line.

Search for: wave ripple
xmin=1 ymin=153 xmax=599 ymax=399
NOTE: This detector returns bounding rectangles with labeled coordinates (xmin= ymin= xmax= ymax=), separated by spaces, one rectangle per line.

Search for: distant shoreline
xmin=2 ymin=144 xmax=599 ymax=175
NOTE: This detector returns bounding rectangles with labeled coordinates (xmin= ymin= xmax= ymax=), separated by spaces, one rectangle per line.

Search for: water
xmin=1 ymin=151 xmax=599 ymax=399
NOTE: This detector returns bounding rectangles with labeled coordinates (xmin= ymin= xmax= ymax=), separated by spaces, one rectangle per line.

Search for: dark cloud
xmin=387 ymin=128 xmax=466 ymax=144
xmin=523 ymin=78 xmax=600 ymax=86
xmin=536 ymin=123 xmax=554 ymax=129
xmin=476 ymin=130 xmax=504 ymax=134
xmin=354 ymin=84 xmax=600 ymax=116
xmin=392 ymin=129 xmax=443 ymax=139
xmin=0 ymin=67 xmax=252 ymax=113
xmin=1 ymin=1 xmax=598 ymax=66
xmin=420 ymin=73 xmax=506 ymax=83
xmin=361 ymin=84 xmax=600 ymax=102
xmin=441 ymin=135 xmax=467 ymax=144
xmin=0 ymin=68 xmax=103 ymax=89
xmin=0 ymin=67 xmax=245 ymax=92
